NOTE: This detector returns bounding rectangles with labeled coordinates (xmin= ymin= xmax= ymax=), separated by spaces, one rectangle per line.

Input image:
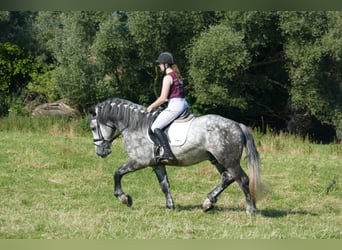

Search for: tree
xmin=35 ymin=11 xmax=106 ymax=112
xmin=0 ymin=11 xmax=40 ymax=115
xmin=322 ymin=12 xmax=342 ymax=140
xmin=92 ymin=11 xmax=221 ymax=105
xmin=188 ymin=11 xmax=289 ymax=130
xmin=280 ymin=11 xmax=342 ymax=140
xmin=187 ymin=11 xmax=341 ymax=141
xmin=126 ymin=11 xmax=188 ymax=102
xmin=187 ymin=24 xmax=250 ymax=112
xmin=91 ymin=11 xmax=143 ymax=103
xmin=2 ymin=11 xmax=341 ymax=141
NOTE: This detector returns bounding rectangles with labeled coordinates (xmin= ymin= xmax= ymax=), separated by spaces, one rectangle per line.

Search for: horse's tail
xmin=239 ymin=123 xmax=263 ymax=203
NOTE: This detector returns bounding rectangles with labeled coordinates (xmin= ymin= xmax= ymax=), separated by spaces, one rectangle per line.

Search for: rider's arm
xmin=147 ymin=75 xmax=172 ymax=112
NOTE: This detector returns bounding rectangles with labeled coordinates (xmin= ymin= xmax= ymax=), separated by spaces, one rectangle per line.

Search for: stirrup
xmin=159 ymin=147 xmax=175 ymax=162
xmin=154 ymin=145 xmax=175 ymax=164
xmin=156 ymin=155 xmax=174 ymax=164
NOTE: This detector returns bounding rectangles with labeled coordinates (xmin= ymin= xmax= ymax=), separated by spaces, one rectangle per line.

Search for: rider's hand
xmin=147 ymin=106 xmax=153 ymax=113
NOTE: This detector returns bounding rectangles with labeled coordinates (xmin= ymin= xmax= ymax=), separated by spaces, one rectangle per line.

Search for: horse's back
xmin=188 ymin=114 xmax=245 ymax=156
xmin=191 ymin=114 xmax=243 ymax=138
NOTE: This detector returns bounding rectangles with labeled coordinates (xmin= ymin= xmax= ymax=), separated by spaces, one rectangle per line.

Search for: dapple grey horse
xmin=88 ymin=98 xmax=263 ymax=213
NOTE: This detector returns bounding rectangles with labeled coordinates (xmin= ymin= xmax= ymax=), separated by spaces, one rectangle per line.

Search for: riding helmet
xmin=156 ymin=52 xmax=174 ymax=65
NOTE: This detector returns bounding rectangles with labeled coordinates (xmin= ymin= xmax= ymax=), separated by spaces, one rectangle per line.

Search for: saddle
xmin=148 ymin=108 xmax=195 ymax=147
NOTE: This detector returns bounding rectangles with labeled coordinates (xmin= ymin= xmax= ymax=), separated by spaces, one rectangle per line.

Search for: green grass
xmin=0 ymin=118 xmax=341 ymax=239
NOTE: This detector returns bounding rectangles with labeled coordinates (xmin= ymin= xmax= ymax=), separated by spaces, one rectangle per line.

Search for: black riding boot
xmin=153 ymin=128 xmax=175 ymax=162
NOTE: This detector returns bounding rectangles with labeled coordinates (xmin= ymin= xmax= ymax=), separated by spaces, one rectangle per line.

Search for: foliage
xmin=279 ymin=11 xmax=342 ymax=140
xmin=25 ymin=66 xmax=59 ymax=106
xmin=188 ymin=12 xmax=290 ymax=131
xmin=91 ymin=12 xmax=144 ymax=103
xmin=1 ymin=11 xmax=341 ymax=141
xmin=0 ymin=42 xmax=37 ymax=115
xmin=188 ymin=24 xmax=250 ymax=111
xmin=44 ymin=12 xmax=104 ymax=112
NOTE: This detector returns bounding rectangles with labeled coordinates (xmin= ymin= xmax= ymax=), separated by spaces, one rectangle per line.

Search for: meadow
xmin=0 ymin=116 xmax=341 ymax=239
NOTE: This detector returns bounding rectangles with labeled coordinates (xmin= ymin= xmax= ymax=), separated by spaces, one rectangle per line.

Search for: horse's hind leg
xmin=153 ymin=165 xmax=175 ymax=209
xmin=229 ymin=164 xmax=257 ymax=214
xmin=203 ymin=154 xmax=235 ymax=212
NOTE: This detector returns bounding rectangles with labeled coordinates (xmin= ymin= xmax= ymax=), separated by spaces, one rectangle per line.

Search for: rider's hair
xmin=170 ymin=64 xmax=183 ymax=82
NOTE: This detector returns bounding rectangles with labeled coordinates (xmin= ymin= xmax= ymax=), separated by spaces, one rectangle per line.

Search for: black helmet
xmin=156 ymin=52 xmax=174 ymax=65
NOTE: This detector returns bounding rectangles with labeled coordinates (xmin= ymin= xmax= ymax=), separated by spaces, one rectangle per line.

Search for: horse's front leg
xmin=153 ymin=165 xmax=175 ymax=209
xmin=114 ymin=159 xmax=143 ymax=207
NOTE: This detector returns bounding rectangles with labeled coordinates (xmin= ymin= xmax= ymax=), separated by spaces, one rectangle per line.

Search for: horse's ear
xmin=88 ymin=106 xmax=96 ymax=116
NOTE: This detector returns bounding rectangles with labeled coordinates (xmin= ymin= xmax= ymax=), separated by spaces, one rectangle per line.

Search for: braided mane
xmin=97 ymin=98 xmax=154 ymax=130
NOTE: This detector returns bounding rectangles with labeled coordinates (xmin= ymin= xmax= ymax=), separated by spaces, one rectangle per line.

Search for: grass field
xmin=0 ymin=117 xmax=341 ymax=239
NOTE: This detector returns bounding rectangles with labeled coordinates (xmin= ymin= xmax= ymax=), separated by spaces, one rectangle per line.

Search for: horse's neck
xmin=112 ymin=119 xmax=128 ymax=133
xmin=104 ymin=100 xmax=151 ymax=133
xmin=113 ymin=111 xmax=149 ymax=133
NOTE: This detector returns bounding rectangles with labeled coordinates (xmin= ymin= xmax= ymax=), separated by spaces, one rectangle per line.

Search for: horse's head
xmin=88 ymin=105 xmax=116 ymax=158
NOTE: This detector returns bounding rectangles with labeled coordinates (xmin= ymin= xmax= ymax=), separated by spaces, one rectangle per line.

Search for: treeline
xmin=0 ymin=11 xmax=341 ymax=142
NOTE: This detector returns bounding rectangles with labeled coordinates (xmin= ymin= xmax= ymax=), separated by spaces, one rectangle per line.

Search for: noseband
xmin=93 ymin=118 xmax=122 ymax=146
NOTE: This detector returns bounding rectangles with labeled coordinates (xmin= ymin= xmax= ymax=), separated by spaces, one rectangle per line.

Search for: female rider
xmin=147 ymin=52 xmax=189 ymax=162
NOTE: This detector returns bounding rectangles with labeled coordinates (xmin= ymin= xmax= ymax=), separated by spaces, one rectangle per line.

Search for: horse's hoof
xmin=120 ymin=195 xmax=133 ymax=207
xmin=126 ymin=195 xmax=133 ymax=207
xmin=202 ymin=198 xmax=213 ymax=212
xmin=166 ymin=204 xmax=175 ymax=210
xmin=246 ymin=207 xmax=257 ymax=215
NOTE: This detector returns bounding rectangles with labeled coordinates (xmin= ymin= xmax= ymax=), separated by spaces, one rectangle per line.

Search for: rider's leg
xmin=151 ymin=99 xmax=188 ymax=162
xmin=153 ymin=128 xmax=175 ymax=161
xmin=151 ymin=109 xmax=178 ymax=162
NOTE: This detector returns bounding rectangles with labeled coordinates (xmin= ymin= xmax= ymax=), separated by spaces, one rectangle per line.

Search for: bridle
xmin=92 ymin=117 xmax=124 ymax=146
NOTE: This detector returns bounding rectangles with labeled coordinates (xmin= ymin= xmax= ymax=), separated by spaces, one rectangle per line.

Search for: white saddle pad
xmin=147 ymin=116 xmax=195 ymax=147
xmin=166 ymin=117 xmax=195 ymax=146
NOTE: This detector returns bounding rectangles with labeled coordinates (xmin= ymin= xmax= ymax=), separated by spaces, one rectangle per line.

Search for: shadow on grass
xmin=260 ymin=209 xmax=318 ymax=218
xmin=174 ymin=204 xmax=318 ymax=218
xmin=174 ymin=204 xmax=245 ymax=213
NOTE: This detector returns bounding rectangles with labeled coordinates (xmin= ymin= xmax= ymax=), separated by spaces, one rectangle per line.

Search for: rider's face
xmin=159 ymin=63 xmax=166 ymax=71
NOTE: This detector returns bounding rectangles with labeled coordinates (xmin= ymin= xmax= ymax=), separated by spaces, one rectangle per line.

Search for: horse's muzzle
xmin=95 ymin=143 xmax=112 ymax=158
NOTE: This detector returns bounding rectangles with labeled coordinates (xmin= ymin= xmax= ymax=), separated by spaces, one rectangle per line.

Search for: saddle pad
xmin=166 ymin=117 xmax=195 ymax=146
